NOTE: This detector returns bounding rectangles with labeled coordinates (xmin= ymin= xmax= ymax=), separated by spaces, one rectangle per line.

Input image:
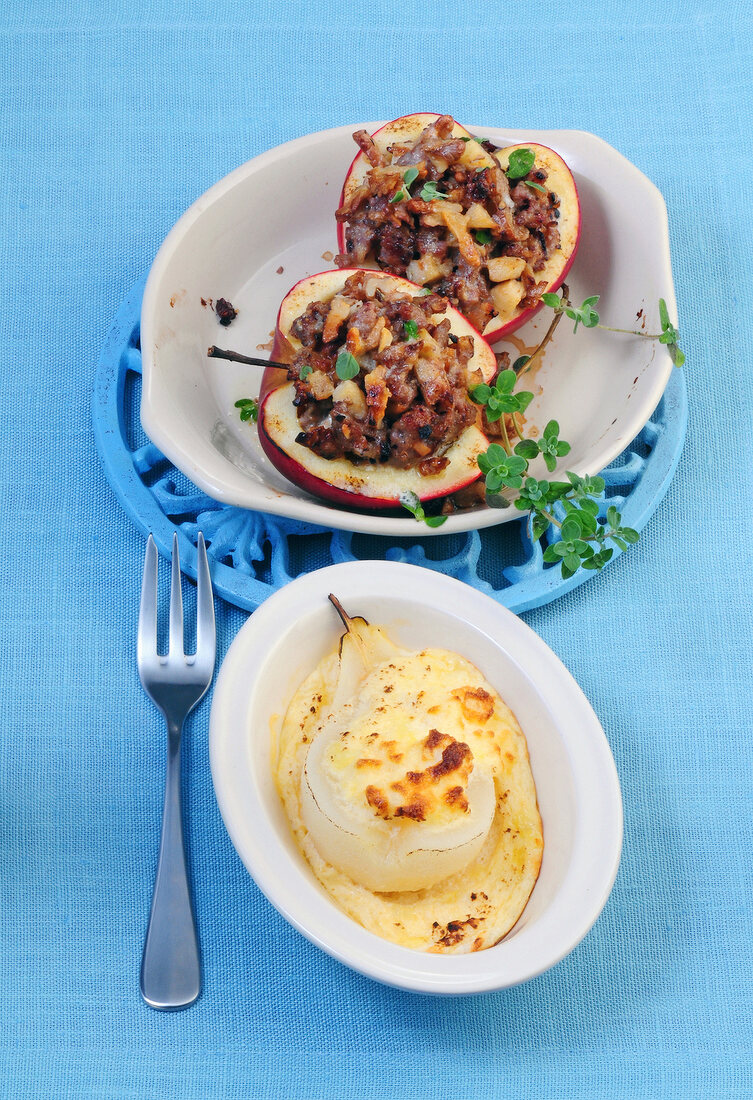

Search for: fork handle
xmin=140 ymin=716 xmax=200 ymax=1010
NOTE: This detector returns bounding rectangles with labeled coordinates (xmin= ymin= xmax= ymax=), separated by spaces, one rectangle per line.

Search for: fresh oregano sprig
xmin=514 ymin=419 xmax=571 ymax=472
xmin=541 ymin=291 xmax=600 ymax=333
xmin=542 ymin=291 xmax=685 ymax=365
xmin=477 ymin=443 xmax=639 ymax=579
xmin=470 ymin=369 xmax=534 ymax=423
xmin=470 ymin=368 xmax=534 ymax=453
xmin=399 ymin=281 xmax=683 ymax=577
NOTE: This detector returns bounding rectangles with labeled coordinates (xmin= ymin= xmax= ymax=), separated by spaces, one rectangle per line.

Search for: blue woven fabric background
xmin=2 ymin=1 xmax=752 ymax=1096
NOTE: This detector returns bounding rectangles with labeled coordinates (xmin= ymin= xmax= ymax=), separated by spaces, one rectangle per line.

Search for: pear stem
xmin=328 ymin=594 xmax=355 ymax=630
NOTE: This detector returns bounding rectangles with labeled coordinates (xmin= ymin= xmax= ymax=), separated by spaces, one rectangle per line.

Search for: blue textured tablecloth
xmin=2 ymin=1 xmax=752 ymax=1096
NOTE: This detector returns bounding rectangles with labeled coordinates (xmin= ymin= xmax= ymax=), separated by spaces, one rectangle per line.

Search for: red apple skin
xmin=259 ymin=385 xmax=490 ymax=512
xmin=484 ymin=142 xmax=581 ymax=343
xmin=257 ymin=268 xmax=498 ymax=511
xmin=336 ymin=116 xmax=580 ymax=345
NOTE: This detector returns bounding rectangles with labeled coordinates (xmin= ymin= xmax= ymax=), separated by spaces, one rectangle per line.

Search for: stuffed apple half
xmin=258 ymin=268 xmax=497 ymax=511
xmin=335 ymin=113 xmax=580 ymax=343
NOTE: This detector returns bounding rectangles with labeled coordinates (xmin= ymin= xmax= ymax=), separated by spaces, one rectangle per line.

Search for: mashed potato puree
xmin=274 ymin=616 xmax=543 ymax=954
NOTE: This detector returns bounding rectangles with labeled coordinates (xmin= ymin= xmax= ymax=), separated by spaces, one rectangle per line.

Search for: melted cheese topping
xmin=316 ymin=656 xmax=490 ymax=824
xmin=276 ymin=644 xmax=543 ymax=954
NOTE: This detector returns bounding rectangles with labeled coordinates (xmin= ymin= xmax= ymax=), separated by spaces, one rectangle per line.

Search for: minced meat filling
xmin=286 ymin=272 xmax=481 ymax=472
xmin=335 ymin=115 xmax=562 ymax=333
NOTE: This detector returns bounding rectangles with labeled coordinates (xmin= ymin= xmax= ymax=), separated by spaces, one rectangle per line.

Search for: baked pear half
xmin=300 ymin=598 xmax=496 ymax=892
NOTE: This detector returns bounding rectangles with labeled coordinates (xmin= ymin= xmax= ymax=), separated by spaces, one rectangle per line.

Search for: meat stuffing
xmin=335 ymin=115 xmax=562 ymax=332
xmin=286 ymin=272 xmax=479 ymax=470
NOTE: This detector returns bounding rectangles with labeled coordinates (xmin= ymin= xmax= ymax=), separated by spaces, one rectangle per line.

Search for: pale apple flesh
xmin=258 ymin=268 xmax=497 ymax=511
xmin=259 ymin=384 xmax=490 ymax=510
xmin=336 ymin=114 xmax=581 ymax=344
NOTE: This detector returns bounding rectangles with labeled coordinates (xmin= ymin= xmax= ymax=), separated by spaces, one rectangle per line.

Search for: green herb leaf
xmin=562 ymin=554 xmax=581 ymax=578
xmin=658 ymin=298 xmax=685 ymax=367
xmin=506 ymin=147 xmax=536 ymax=181
xmin=514 ymin=438 xmax=540 ymax=461
xmin=403 ymin=166 xmax=419 ymax=189
xmin=669 ymin=343 xmax=685 ymax=368
xmin=496 ymin=370 xmax=516 ymax=394
xmin=299 ymin=363 xmax=313 ymax=380
xmin=335 ymin=350 xmax=360 ymax=381
xmin=531 ymin=513 xmax=550 ymax=541
xmin=400 ymin=490 xmax=421 ymax=515
xmin=512 ymin=355 xmax=531 ymax=372
xmin=565 ymin=295 xmax=600 ymax=332
xmin=560 ymin=517 xmax=581 ymax=542
xmin=525 ymin=181 xmax=548 ymax=194
xmin=541 ymin=292 xmax=563 ymax=309
xmin=420 ymin=181 xmax=448 ymax=202
xmin=474 ymin=229 xmax=492 ymax=245
xmin=470 ymin=383 xmax=492 ymax=404
xmin=234 ymin=397 xmax=259 ymax=424
xmin=403 ymin=319 xmax=419 ymax=339
xmin=389 ymin=189 xmax=406 ymax=204
xmin=658 ymin=298 xmax=670 ymax=330
xmin=477 ymin=449 xmax=527 ymax=492
xmin=399 ymin=490 xmax=447 ymax=528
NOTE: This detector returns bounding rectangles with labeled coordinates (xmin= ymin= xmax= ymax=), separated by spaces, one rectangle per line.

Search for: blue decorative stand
xmin=92 ymin=279 xmax=687 ymax=614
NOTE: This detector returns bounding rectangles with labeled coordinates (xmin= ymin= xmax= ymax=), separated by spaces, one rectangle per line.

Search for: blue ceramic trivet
xmin=92 ymin=278 xmax=687 ymax=614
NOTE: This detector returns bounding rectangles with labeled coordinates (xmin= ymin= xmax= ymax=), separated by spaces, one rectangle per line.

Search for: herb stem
xmin=499 ymin=415 xmax=512 ymax=455
xmin=595 ymin=325 xmax=664 ymax=338
xmin=517 ymin=285 xmax=568 ymax=380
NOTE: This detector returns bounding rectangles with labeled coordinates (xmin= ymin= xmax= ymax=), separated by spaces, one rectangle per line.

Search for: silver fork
xmin=137 ymin=531 xmax=216 ymax=1010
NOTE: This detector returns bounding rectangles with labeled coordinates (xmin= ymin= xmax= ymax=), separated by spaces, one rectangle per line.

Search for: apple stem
xmin=207 ymin=345 xmax=288 ymax=370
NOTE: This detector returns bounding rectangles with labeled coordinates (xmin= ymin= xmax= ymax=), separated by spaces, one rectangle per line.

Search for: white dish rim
xmin=209 ymin=560 xmax=623 ymax=993
xmin=140 ymin=122 xmax=677 ymax=538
